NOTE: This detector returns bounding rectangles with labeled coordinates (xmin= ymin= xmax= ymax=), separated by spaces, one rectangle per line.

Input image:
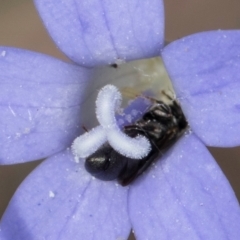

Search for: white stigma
xmin=96 ymin=85 xmax=122 ymax=128
xmin=72 ymin=126 xmax=106 ymax=158
xmin=72 ymin=84 xmax=151 ymax=160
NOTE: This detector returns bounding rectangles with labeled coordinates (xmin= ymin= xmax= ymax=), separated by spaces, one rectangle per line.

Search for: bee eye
xmin=85 ymin=144 xmax=126 ymax=181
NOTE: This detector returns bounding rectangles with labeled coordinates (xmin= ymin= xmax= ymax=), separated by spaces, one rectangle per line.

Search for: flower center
xmin=71 ymin=57 xmax=188 ymax=185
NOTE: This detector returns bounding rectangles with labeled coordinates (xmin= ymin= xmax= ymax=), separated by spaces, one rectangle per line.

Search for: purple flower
xmin=0 ymin=1 xmax=240 ymax=240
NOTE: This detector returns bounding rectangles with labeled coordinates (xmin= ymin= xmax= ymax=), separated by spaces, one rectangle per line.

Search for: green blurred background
xmin=0 ymin=1 xmax=240 ymax=239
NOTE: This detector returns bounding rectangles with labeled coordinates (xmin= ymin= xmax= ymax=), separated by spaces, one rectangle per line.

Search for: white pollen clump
xmin=72 ymin=126 xmax=107 ymax=158
xmin=49 ymin=191 xmax=55 ymax=198
xmin=1 ymin=50 xmax=6 ymax=57
xmin=71 ymin=84 xmax=151 ymax=160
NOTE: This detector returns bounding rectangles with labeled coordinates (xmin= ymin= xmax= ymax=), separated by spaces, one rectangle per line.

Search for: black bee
xmin=85 ymin=95 xmax=188 ymax=186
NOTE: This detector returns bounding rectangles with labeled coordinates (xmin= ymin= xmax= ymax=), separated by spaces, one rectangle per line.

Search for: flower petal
xmin=129 ymin=133 xmax=240 ymax=240
xmin=34 ymin=0 xmax=164 ymax=67
xmin=162 ymin=30 xmax=240 ymax=147
xmin=0 ymin=150 xmax=131 ymax=240
xmin=0 ymin=47 xmax=91 ymax=164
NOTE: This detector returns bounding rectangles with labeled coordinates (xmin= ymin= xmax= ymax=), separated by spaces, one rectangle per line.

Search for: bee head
xmin=85 ymin=144 xmax=126 ymax=181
